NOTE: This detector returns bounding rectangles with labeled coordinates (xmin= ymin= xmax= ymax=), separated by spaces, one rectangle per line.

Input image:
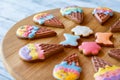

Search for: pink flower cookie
xmin=60 ymin=33 xmax=80 ymax=47
xmin=95 ymin=32 xmax=113 ymax=47
xmin=78 ymin=42 xmax=101 ymax=56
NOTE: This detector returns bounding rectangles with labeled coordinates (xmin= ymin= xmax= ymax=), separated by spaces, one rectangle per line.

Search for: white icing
xmin=71 ymin=25 xmax=93 ymax=37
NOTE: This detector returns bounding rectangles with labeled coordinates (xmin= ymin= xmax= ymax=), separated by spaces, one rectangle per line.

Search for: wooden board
xmin=1 ymin=8 xmax=120 ymax=80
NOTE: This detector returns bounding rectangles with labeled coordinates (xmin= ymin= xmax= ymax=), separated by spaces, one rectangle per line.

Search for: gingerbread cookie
xmin=110 ymin=19 xmax=120 ymax=32
xmin=92 ymin=7 xmax=113 ymax=24
xmin=16 ymin=25 xmax=57 ymax=39
xmin=108 ymin=49 xmax=120 ymax=61
xmin=78 ymin=42 xmax=101 ymax=56
xmin=53 ymin=53 xmax=82 ymax=80
xmin=60 ymin=33 xmax=80 ymax=47
xmin=33 ymin=13 xmax=64 ymax=28
xmin=92 ymin=56 xmax=120 ymax=80
xmin=95 ymin=32 xmax=113 ymax=46
xmin=71 ymin=25 xmax=93 ymax=37
xmin=60 ymin=5 xmax=84 ymax=24
xmin=19 ymin=43 xmax=64 ymax=61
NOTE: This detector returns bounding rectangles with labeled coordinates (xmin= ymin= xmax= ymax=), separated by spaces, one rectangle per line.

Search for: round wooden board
xmin=1 ymin=8 xmax=120 ymax=80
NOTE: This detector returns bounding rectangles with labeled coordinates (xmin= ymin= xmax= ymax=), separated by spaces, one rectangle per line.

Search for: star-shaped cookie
xmin=78 ymin=42 xmax=101 ymax=56
xmin=71 ymin=25 xmax=93 ymax=37
xmin=95 ymin=32 xmax=113 ymax=46
xmin=60 ymin=33 xmax=80 ymax=47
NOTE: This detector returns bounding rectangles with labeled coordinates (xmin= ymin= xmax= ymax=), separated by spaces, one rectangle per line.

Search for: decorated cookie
xmin=60 ymin=33 xmax=80 ymax=47
xmin=53 ymin=53 xmax=82 ymax=80
xmin=110 ymin=19 xmax=120 ymax=32
xmin=33 ymin=13 xmax=64 ymax=28
xmin=78 ymin=42 xmax=101 ymax=56
xmin=108 ymin=49 xmax=120 ymax=61
xmin=95 ymin=32 xmax=113 ymax=46
xmin=16 ymin=25 xmax=57 ymax=39
xmin=60 ymin=5 xmax=84 ymax=24
xmin=92 ymin=56 xmax=120 ymax=80
xmin=19 ymin=43 xmax=64 ymax=61
xmin=92 ymin=7 xmax=113 ymax=24
xmin=71 ymin=25 xmax=93 ymax=37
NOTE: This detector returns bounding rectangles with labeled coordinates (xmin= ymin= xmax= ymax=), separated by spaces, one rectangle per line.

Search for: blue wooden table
xmin=0 ymin=0 xmax=120 ymax=79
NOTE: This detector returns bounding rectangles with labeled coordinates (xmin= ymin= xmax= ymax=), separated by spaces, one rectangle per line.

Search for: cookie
xmin=16 ymin=25 xmax=57 ymax=39
xmin=60 ymin=5 xmax=84 ymax=24
xmin=60 ymin=33 xmax=80 ymax=47
xmin=110 ymin=19 xmax=120 ymax=32
xmin=19 ymin=43 xmax=64 ymax=61
xmin=108 ymin=49 xmax=120 ymax=61
xmin=92 ymin=7 xmax=113 ymax=24
xmin=33 ymin=13 xmax=64 ymax=28
xmin=92 ymin=56 xmax=120 ymax=80
xmin=78 ymin=42 xmax=101 ymax=56
xmin=95 ymin=32 xmax=113 ymax=46
xmin=53 ymin=53 xmax=82 ymax=80
xmin=71 ymin=25 xmax=93 ymax=37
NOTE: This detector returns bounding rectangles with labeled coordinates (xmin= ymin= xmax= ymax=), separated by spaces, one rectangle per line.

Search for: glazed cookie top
xmin=60 ymin=33 xmax=80 ymax=47
xmin=71 ymin=25 xmax=93 ymax=37
xmin=92 ymin=7 xmax=113 ymax=16
xmin=19 ymin=43 xmax=45 ymax=61
xmin=53 ymin=61 xmax=81 ymax=80
xmin=60 ymin=6 xmax=83 ymax=16
xmin=16 ymin=25 xmax=39 ymax=39
xmin=33 ymin=13 xmax=54 ymax=24
xmin=78 ymin=42 xmax=101 ymax=56
xmin=94 ymin=65 xmax=120 ymax=80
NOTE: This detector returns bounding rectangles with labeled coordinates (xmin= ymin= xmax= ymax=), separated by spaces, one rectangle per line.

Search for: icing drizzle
xmin=53 ymin=61 xmax=81 ymax=80
xmin=19 ymin=43 xmax=45 ymax=61
xmin=60 ymin=6 xmax=83 ymax=16
xmin=94 ymin=65 xmax=120 ymax=80
xmin=60 ymin=33 xmax=80 ymax=47
xmin=16 ymin=25 xmax=39 ymax=39
xmin=33 ymin=13 xmax=54 ymax=24
xmin=92 ymin=7 xmax=113 ymax=16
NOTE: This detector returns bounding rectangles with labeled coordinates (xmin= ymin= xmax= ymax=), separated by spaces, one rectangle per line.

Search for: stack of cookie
xmin=16 ymin=5 xmax=120 ymax=80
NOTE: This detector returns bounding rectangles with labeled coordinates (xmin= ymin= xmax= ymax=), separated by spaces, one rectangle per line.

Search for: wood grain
xmin=1 ymin=8 xmax=120 ymax=80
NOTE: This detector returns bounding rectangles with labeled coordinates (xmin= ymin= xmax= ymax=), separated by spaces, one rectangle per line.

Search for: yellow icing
xmin=94 ymin=65 xmax=120 ymax=77
xmin=27 ymin=43 xmax=39 ymax=60
xmin=16 ymin=26 xmax=28 ymax=36
xmin=54 ymin=70 xmax=78 ymax=80
xmin=33 ymin=13 xmax=48 ymax=18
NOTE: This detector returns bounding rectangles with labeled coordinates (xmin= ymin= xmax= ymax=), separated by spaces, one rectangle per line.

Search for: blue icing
xmin=55 ymin=61 xmax=81 ymax=72
xmin=60 ymin=33 xmax=80 ymax=46
xmin=38 ymin=14 xmax=54 ymax=24
xmin=62 ymin=8 xmax=83 ymax=15
xmin=28 ymin=26 xmax=39 ymax=38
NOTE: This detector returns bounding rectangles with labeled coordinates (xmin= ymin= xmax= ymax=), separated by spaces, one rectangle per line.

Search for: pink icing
xmin=35 ymin=44 xmax=45 ymax=59
xmin=54 ymin=66 xmax=80 ymax=76
xmin=78 ymin=42 xmax=101 ymax=55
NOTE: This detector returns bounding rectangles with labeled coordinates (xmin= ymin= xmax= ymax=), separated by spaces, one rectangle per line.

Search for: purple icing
xmin=19 ymin=46 xmax=32 ymax=60
xmin=103 ymin=74 xmax=120 ymax=80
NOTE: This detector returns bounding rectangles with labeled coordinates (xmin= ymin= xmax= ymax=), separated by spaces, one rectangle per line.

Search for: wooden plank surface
xmin=1 ymin=8 xmax=120 ymax=80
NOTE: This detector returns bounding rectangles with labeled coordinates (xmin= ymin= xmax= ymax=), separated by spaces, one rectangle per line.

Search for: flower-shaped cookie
xmin=78 ymin=42 xmax=101 ymax=56
xmin=60 ymin=33 xmax=80 ymax=47
xmin=95 ymin=32 xmax=113 ymax=46
xmin=71 ymin=25 xmax=93 ymax=37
